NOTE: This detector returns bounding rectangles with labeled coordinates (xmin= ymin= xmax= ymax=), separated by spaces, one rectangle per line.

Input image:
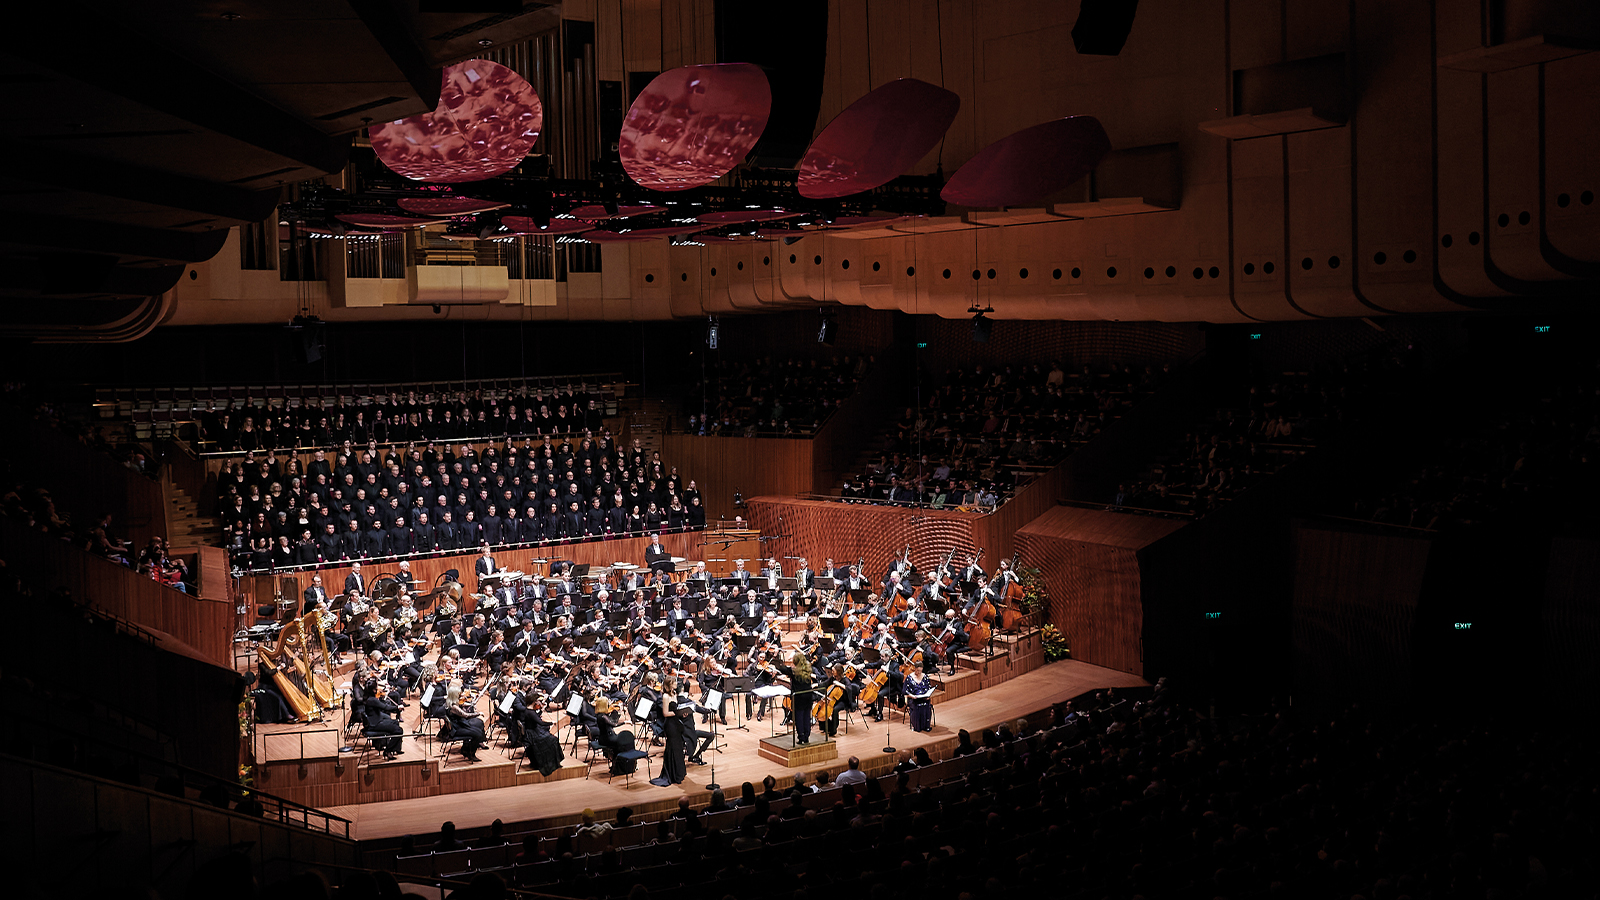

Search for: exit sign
xmin=916 ymin=342 xmax=929 ymax=348
xmin=1534 ymin=326 xmax=1550 ymax=333
xmin=1248 ymin=333 xmax=1262 ymax=340
xmin=1205 ymin=611 xmax=1222 ymax=619
xmin=1454 ymin=622 xmax=1472 ymax=630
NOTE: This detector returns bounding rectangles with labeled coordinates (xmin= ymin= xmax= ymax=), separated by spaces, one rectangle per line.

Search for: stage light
xmin=706 ymin=317 xmax=719 ymax=350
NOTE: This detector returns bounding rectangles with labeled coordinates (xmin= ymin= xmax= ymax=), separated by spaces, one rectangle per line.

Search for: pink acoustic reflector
xmin=940 ymin=116 xmax=1112 ymax=208
xmin=370 ymin=59 xmax=543 ymax=184
xmin=499 ymin=217 xmax=593 ymax=236
xmin=567 ymin=204 xmax=664 ymax=221
xmin=798 ymin=78 xmax=960 ymax=199
xmin=619 ymin=63 xmax=771 ymax=191
xmin=581 ymin=226 xmax=705 ymax=244
xmin=335 ymin=213 xmax=449 ymax=228
xmin=695 ymin=209 xmax=800 ymax=225
xmin=397 ymin=197 xmax=509 ymax=216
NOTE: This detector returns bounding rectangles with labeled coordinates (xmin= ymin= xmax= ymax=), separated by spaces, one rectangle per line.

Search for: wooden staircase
xmin=165 ymin=483 xmax=221 ymax=543
xmin=625 ymin=398 xmax=673 ymax=455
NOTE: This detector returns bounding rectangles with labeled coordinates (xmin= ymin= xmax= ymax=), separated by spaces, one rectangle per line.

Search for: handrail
xmin=1305 ymin=513 xmax=1438 ymax=535
xmin=1057 ymin=498 xmax=1195 ymax=520
xmin=269 ymin=858 xmax=581 ymax=900
xmin=234 ymin=523 xmax=710 ymax=576
xmin=198 ymin=427 xmax=616 ymax=459
xmin=13 ymin=720 xmax=352 ymax=839
xmin=792 ymin=492 xmax=998 ymax=514
xmin=90 ymin=371 xmax=626 ymax=398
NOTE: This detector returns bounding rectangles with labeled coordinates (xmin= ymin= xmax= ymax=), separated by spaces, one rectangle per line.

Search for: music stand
xmin=752 ymin=685 xmax=790 ymax=738
xmin=718 ymin=675 xmax=753 ymax=733
xmin=894 ymin=625 xmax=919 ymax=645
xmin=820 ymin=616 xmax=845 ymax=635
xmin=814 ymin=576 xmax=837 ymax=591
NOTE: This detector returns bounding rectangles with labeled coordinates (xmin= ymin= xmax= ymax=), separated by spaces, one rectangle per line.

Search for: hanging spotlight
xmin=969 ymin=304 xmax=994 ymax=343
xmin=706 ymin=316 xmax=720 ymax=350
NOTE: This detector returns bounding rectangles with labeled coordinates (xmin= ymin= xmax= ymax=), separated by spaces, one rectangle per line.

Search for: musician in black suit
xmin=344 ymin=563 xmax=367 ymax=597
xmin=362 ymin=681 xmax=405 ymax=759
xmin=644 ymin=534 xmax=673 ymax=571
xmin=474 ymin=545 xmax=498 ymax=590
xmin=730 ymin=559 xmax=752 ymax=589
xmin=394 ymin=559 xmax=416 ymax=596
xmin=303 ymin=574 xmax=330 ymax=614
xmin=737 ymin=589 xmax=764 ymax=621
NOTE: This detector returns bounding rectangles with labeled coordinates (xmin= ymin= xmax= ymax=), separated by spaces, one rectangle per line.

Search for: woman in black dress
xmin=651 ymin=680 xmax=688 ymax=786
xmin=777 ymin=652 xmax=816 ymax=745
xmin=445 ymin=685 xmax=486 ymax=762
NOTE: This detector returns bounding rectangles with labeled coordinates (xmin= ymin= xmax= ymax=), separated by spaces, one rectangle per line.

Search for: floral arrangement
xmin=1017 ymin=566 xmax=1048 ymax=615
xmin=238 ymin=764 xmax=254 ymax=788
xmin=1041 ymin=624 xmax=1071 ymax=662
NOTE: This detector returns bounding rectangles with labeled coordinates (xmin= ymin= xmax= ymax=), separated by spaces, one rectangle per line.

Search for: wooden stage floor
xmin=318 ymin=659 xmax=1146 ymax=842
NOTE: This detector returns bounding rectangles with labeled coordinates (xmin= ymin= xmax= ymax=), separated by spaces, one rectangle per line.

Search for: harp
xmin=258 ymin=612 xmax=338 ymax=722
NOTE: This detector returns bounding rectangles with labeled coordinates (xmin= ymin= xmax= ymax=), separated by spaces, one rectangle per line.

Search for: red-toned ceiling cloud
xmin=940 ymin=116 xmax=1111 ymax=208
xmin=370 ymin=59 xmax=543 ymax=184
xmin=619 ymin=64 xmax=771 ymax=192
xmin=798 ymin=78 xmax=960 ymax=200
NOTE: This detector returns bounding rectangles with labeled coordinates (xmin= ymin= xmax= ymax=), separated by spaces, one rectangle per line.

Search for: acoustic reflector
xmin=798 ymin=78 xmax=959 ymax=199
xmin=940 ymin=116 xmax=1111 ymax=208
xmin=370 ymin=59 xmax=543 ymax=184
xmin=619 ymin=64 xmax=771 ymax=191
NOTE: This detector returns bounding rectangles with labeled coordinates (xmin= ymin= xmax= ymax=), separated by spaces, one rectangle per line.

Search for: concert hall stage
xmin=308 ymin=659 xmax=1146 ymax=842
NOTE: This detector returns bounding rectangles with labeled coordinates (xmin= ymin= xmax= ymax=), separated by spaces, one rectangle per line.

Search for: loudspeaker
xmin=1072 ymin=0 xmax=1140 ymax=56
xmin=299 ymin=327 xmax=325 ymax=364
xmin=817 ymin=319 xmax=836 ymax=345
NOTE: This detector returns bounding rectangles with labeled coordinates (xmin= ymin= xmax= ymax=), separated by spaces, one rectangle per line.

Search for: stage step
xmin=928 ymin=668 xmax=981 ymax=704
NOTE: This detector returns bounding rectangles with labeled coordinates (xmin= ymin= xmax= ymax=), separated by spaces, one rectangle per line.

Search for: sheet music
xmin=635 ymin=697 xmax=654 ymax=719
xmin=705 ymin=689 xmax=723 ymax=709
xmin=566 ymin=694 xmax=585 ymax=715
xmin=420 ymin=684 xmax=435 ymax=708
xmin=499 ymin=691 xmax=516 ymax=713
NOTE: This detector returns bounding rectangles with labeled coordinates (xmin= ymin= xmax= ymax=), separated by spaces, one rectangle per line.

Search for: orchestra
xmin=252 ymin=538 xmax=1018 ymax=787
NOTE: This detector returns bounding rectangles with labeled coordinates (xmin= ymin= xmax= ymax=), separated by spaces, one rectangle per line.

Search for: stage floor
xmin=318 ymin=659 xmax=1146 ymax=842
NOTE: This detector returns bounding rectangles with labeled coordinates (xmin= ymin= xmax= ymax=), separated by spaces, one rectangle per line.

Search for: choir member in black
xmin=363 ymin=681 xmax=406 ymax=759
xmin=443 ymin=685 xmax=486 ymax=762
xmin=412 ymin=512 xmax=436 ymax=552
xmin=386 ymin=517 xmax=413 ymax=555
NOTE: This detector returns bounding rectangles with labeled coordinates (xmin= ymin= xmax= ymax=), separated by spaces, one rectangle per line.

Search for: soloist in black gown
xmin=651 ymin=698 xmax=688 ymax=786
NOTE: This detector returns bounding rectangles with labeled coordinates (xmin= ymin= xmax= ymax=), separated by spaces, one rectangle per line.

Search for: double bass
xmin=966 ymin=582 xmax=997 ymax=651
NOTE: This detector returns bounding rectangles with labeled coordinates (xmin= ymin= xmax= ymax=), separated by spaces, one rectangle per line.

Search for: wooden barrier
xmin=1015 ymin=505 xmax=1188 ymax=677
xmin=0 ymin=519 xmax=235 ymax=670
xmin=15 ymin=415 xmax=165 ymax=548
xmin=742 ymin=497 xmax=995 ymax=582
xmin=244 ymin=528 xmax=757 ymax=607
xmin=657 ymin=433 xmax=813 ymax=524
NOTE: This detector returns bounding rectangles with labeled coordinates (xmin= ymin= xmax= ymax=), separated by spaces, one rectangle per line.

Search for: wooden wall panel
xmin=1540 ymin=536 xmax=1600 ymax=708
xmin=18 ymin=417 xmax=165 ymax=548
xmin=2 ymin=519 xmax=234 ymax=670
xmin=1015 ymin=506 xmax=1186 ymax=677
xmin=658 ymin=433 xmax=812 ymax=524
xmin=744 ymin=497 xmax=989 ymax=585
xmin=1290 ymin=524 xmax=1432 ymax=703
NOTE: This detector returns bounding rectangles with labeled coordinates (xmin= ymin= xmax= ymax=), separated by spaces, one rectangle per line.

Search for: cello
xmin=965 ymin=580 xmax=997 ymax=650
